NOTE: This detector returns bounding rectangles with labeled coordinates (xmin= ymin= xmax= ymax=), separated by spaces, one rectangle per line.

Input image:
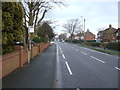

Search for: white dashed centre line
xmin=115 ymin=67 xmax=120 ymax=70
xmin=75 ymin=49 xmax=79 ymax=51
xmin=59 ymin=46 xmax=62 ymax=51
xmin=61 ymin=50 xmax=63 ymax=54
xmin=90 ymin=56 xmax=106 ymax=63
xmin=80 ymin=51 xmax=87 ymax=55
xmin=65 ymin=61 xmax=73 ymax=75
xmin=62 ymin=54 xmax=65 ymax=59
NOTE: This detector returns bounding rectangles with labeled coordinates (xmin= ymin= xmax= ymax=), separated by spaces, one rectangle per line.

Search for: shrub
xmin=72 ymin=40 xmax=84 ymax=44
xmin=32 ymin=37 xmax=44 ymax=43
xmin=86 ymin=40 xmax=96 ymax=42
xmin=87 ymin=42 xmax=101 ymax=47
xmin=106 ymin=42 xmax=120 ymax=51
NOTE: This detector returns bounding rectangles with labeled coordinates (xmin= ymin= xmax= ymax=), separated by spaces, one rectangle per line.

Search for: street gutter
xmin=53 ymin=43 xmax=62 ymax=88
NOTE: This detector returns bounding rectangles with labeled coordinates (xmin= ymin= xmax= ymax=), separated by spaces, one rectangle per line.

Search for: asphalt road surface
xmin=56 ymin=42 xmax=119 ymax=88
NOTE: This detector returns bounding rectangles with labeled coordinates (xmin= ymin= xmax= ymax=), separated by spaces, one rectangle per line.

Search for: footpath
xmin=2 ymin=44 xmax=56 ymax=88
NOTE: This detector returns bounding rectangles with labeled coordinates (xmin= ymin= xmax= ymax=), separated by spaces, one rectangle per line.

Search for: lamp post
xmin=84 ymin=19 xmax=86 ymax=43
xmin=81 ymin=16 xmax=86 ymax=43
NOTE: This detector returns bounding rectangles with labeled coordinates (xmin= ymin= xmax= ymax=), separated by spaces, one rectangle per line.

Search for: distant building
xmin=72 ymin=32 xmax=84 ymax=40
xmin=84 ymin=29 xmax=95 ymax=40
xmin=97 ymin=24 xmax=117 ymax=42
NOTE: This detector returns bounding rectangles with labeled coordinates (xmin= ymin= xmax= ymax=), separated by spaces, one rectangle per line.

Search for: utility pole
xmin=84 ymin=19 xmax=86 ymax=42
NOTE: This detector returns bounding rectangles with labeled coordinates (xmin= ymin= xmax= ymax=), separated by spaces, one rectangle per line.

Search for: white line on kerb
xmin=115 ymin=67 xmax=120 ymax=70
xmin=90 ymin=56 xmax=106 ymax=63
xmin=80 ymin=51 xmax=87 ymax=55
xmin=62 ymin=54 xmax=65 ymax=59
xmin=65 ymin=61 xmax=73 ymax=75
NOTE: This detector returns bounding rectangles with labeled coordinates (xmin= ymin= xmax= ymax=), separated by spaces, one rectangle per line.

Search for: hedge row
xmin=106 ymin=42 xmax=120 ymax=51
xmin=72 ymin=40 xmax=120 ymax=51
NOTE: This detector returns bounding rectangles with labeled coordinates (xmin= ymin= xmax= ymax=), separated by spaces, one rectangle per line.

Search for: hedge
xmin=32 ymin=37 xmax=44 ymax=43
xmin=106 ymin=42 xmax=120 ymax=51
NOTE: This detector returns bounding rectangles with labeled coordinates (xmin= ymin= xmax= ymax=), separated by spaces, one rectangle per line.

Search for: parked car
xmin=50 ymin=41 xmax=55 ymax=44
xmin=62 ymin=40 xmax=65 ymax=43
xmin=14 ymin=41 xmax=23 ymax=45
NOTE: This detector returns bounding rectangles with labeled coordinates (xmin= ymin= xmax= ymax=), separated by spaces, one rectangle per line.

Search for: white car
xmin=50 ymin=41 xmax=55 ymax=44
xmin=62 ymin=40 xmax=65 ymax=43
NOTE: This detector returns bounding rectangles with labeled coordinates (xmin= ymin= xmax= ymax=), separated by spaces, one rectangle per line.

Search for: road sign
xmin=28 ymin=26 xmax=34 ymax=33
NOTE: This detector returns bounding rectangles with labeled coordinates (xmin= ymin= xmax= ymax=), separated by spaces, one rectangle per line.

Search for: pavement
xmin=56 ymin=42 xmax=119 ymax=88
xmin=2 ymin=44 xmax=56 ymax=88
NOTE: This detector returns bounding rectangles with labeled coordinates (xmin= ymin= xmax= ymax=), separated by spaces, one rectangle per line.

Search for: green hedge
xmin=85 ymin=42 xmax=100 ymax=47
xmin=86 ymin=40 xmax=96 ymax=42
xmin=72 ymin=40 xmax=84 ymax=44
xmin=32 ymin=37 xmax=44 ymax=43
xmin=106 ymin=42 xmax=120 ymax=51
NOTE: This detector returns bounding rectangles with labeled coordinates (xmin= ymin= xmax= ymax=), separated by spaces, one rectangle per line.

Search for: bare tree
xmin=22 ymin=0 xmax=64 ymax=33
xmin=21 ymin=0 xmax=64 ymax=45
xmin=63 ymin=19 xmax=81 ymax=42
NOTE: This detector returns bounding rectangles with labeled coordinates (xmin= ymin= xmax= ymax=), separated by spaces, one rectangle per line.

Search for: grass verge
xmin=79 ymin=44 xmax=120 ymax=56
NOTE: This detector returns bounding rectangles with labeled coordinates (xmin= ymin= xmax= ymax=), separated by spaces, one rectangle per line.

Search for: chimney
xmin=109 ymin=24 xmax=112 ymax=28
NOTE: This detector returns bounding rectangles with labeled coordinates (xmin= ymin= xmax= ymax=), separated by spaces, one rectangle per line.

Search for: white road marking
xmin=115 ymin=67 xmax=120 ymax=70
xmin=116 ymin=57 xmax=119 ymax=59
xmin=80 ymin=51 xmax=87 ymax=55
xmin=90 ymin=56 xmax=106 ymax=63
xmin=61 ymin=50 xmax=63 ymax=54
xmin=62 ymin=54 xmax=65 ymax=59
xmin=65 ymin=61 xmax=73 ymax=75
xmin=71 ymin=47 xmax=74 ymax=49
xmin=59 ymin=46 xmax=62 ymax=51
xmin=75 ymin=49 xmax=79 ymax=51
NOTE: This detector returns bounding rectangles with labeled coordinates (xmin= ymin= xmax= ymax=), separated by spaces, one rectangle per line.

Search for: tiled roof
xmin=85 ymin=29 xmax=95 ymax=36
xmin=98 ymin=25 xmax=117 ymax=34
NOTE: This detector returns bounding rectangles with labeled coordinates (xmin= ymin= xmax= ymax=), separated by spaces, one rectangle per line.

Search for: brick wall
xmin=2 ymin=51 xmax=20 ymax=78
xmin=0 ymin=42 xmax=50 ymax=79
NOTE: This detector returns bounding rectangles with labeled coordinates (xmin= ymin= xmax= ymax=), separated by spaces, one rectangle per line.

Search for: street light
xmin=81 ymin=16 xmax=86 ymax=42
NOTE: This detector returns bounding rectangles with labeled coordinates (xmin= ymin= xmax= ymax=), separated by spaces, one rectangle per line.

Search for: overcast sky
xmin=45 ymin=0 xmax=119 ymax=36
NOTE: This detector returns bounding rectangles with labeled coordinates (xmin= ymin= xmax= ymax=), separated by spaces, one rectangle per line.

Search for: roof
xmin=98 ymin=25 xmax=117 ymax=34
xmin=85 ymin=29 xmax=95 ymax=36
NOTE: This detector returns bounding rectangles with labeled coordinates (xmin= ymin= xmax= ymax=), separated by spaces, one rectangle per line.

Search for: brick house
xmin=97 ymin=24 xmax=117 ymax=42
xmin=84 ymin=29 xmax=95 ymax=40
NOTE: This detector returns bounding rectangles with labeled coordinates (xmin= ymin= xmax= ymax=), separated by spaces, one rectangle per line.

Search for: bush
xmin=86 ymin=40 xmax=96 ymax=42
xmin=72 ymin=40 xmax=84 ymax=44
xmin=87 ymin=42 xmax=101 ymax=47
xmin=32 ymin=37 xmax=44 ymax=43
xmin=106 ymin=42 xmax=120 ymax=51
xmin=2 ymin=45 xmax=14 ymax=54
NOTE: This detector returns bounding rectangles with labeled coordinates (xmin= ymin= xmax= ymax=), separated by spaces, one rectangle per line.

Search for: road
xmin=56 ymin=42 xmax=119 ymax=88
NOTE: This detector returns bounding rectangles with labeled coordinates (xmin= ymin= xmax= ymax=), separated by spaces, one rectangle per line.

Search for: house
xmin=84 ymin=29 xmax=95 ymax=40
xmin=115 ymin=28 xmax=120 ymax=42
xmin=72 ymin=32 xmax=84 ymax=40
xmin=97 ymin=24 xmax=117 ymax=42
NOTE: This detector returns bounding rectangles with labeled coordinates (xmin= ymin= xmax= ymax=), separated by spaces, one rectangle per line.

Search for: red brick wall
xmin=31 ymin=46 xmax=38 ymax=59
xmin=2 ymin=51 xmax=20 ymax=78
xmin=85 ymin=35 xmax=95 ymax=40
xmin=23 ymin=49 xmax=28 ymax=64
xmin=0 ymin=42 xmax=51 ymax=79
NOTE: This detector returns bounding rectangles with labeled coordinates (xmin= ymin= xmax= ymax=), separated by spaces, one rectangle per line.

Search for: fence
xmin=0 ymin=42 xmax=51 ymax=79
